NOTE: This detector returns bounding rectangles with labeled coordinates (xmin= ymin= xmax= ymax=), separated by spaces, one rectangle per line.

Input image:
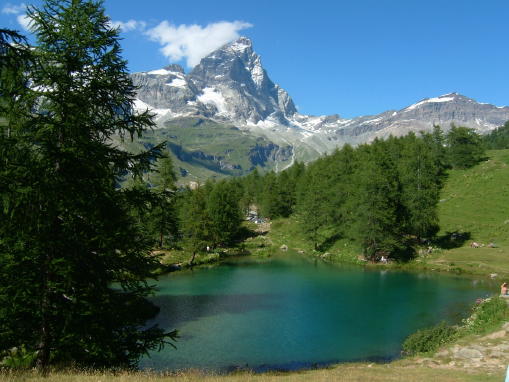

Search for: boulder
xmin=483 ymin=330 xmax=506 ymax=340
xmin=456 ymin=348 xmax=483 ymax=359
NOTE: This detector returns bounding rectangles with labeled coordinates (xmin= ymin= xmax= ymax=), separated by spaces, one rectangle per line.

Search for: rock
xmin=490 ymin=273 xmax=498 ymax=279
xmin=456 ymin=348 xmax=483 ymax=359
xmin=488 ymin=351 xmax=506 ymax=358
xmin=470 ymin=360 xmax=483 ymax=368
xmin=167 ymin=263 xmax=182 ymax=271
xmin=482 ymin=330 xmax=506 ymax=340
xmin=280 ymin=244 xmax=288 ymax=251
xmin=502 ymin=322 xmax=509 ymax=330
xmin=297 ymin=250 xmax=305 ymax=254
xmin=493 ymin=344 xmax=509 ymax=351
xmin=435 ymin=350 xmax=450 ymax=357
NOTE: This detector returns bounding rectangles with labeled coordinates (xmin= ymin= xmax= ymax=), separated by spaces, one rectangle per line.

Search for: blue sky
xmin=1 ymin=0 xmax=508 ymax=118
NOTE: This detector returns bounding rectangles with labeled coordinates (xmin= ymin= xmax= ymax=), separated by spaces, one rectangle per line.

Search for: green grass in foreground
xmin=0 ymin=363 xmax=502 ymax=382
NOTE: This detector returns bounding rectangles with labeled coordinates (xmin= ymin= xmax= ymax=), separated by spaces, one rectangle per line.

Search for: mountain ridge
xmin=129 ymin=37 xmax=509 ymax=180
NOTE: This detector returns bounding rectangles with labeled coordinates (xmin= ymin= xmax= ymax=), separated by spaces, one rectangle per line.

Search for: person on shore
xmin=501 ymin=282 xmax=508 ymax=296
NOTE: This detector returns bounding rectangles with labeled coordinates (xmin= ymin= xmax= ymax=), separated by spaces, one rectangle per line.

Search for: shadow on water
xmin=149 ymin=293 xmax=282 ymax=330
xmin=434 ymin=231 xmax=471 ymax=249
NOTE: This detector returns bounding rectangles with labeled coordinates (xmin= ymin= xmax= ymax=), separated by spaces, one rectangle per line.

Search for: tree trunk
xmin=35 ymin=258 xmax=51 ymax=374
xmin=189 ymin=251 xmax=196 ymax=266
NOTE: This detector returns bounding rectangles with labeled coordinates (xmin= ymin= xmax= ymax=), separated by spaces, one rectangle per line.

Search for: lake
xmin=141 ymin=254 xmax=494 ymax=372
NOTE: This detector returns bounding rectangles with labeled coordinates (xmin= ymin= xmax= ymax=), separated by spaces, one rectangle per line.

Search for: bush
xmin=0 ymin=346 xmax=38 ymax=369
xmin=462 ymin=297 xmax=509 ymax=334
xmin=402 ymin=321 xmax=457 ymax=355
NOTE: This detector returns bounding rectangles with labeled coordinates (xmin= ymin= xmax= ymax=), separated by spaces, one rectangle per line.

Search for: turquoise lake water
xmin=141 ymin=255 xmax=494 ymax=372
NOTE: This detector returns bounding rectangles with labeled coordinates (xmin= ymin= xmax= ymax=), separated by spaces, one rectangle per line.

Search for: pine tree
xmin=150 ymin=155 xmax=178 ymax=248
xmin=180 ymin=187 xmax=211 ymax=264
xmin=296 ymin=168 xmax=330 ymax=250
xmin=446 ymin=125 xmax=485 ymax=169
xmin=352 ymin=142 xmax=405 ymax=261
xmin=259 ymin=171 xmax=280 ymax=218
xmin=207 ymin=181 xmax=243 ymax=246
xmin=483 ymin=121 xmax=509 ymax=149
xmin=398 ymin=134 xmax=440 ymax=240
xmin=0 ymin=1 xmax=175 ymax=371
xmin=325 ymin=144 xmax=357 ymax=237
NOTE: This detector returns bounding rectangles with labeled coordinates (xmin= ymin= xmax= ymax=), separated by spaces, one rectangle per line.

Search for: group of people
xmin=502 ymin=282 xmax=509 ymax=296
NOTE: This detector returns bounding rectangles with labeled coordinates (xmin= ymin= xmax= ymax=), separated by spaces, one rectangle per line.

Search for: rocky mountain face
xmin=131 ymin=37 xmax=297 ymax=126
xmin=130 ymin=37 xmax=509 ymax=179
xmin=333 ymin=93 xmax=509 ymax=145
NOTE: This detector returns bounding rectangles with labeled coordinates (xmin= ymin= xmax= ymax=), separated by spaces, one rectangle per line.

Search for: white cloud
xmin=110 ymin=19 xmax=146 ymax=33
xmin=1 ymin=2 xmax=25 ymax=15
xmin=145 ymin=20 xmax=252 ymax=67
xmin=1 ymin=2 xmax=30 ymax=30
xmin=16 ymin=14 xmax=31 ymax=30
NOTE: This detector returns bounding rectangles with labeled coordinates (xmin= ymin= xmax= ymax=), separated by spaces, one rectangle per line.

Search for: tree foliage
xmin=239 ymin=131 xmax=455 ymax=260
xmin=483 ymin=120 xmax=509 ymax=150
xmin=0 ymin=1 xmax=175 ymax=370
xmin=446 ymin=125 xmax=484 ymax=169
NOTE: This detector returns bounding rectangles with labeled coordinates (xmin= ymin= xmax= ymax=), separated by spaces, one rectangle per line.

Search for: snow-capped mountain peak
xmin=130 ymin=37 xmax=509 ymax=158
xmin=226 ymin=36 xmax=253 ymax=53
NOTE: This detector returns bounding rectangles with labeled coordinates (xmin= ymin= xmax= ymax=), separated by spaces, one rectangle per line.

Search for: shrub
xmin=461 ymin=297 xmax=509 ymax=334
xmin=0 ymin=346 xmax=38 ymax=369
xmin=402 ymin=321 xmax=457 ymax=355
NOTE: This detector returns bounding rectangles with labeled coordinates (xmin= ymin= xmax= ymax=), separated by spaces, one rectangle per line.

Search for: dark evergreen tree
xmin=296 ymin=169 xmax=330 ymax=250
xmin=446 ymin=125 xmax=485 ymax=169
xmin=325 ymin=144 xmax=357 ymax=237
xmin=352 ymin=142 xmax=405 ymax=261
xmin=180 ymin=187 xmax=211 ymax=264
xmin=239 ymin=168 xmax=261 ymax=214
xmin=207 ymin=181 xmax=243 ymax=246
xmin=259 ymin=171 xmax=282 ymax=218
xmin=0 ymin=1 xmax=175 ymax=371
xmin=398 ymin=134 xmax=441 ymax=240
xmin=483 ymin=121 xmax=509 ymax=149
xmin=150 ymin=155 xmax=178 ymax=248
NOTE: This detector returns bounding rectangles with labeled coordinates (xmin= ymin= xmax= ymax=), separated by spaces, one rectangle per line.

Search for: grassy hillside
xmin=438 ymin=149 xmax=509 ymax=244
xmin=119 ymin=118 xmax=293 ymax=184
xmin=266 ymin=149 xmax=509 ymax=277
xmin=420 ymin=149 xmax=509 ymax=276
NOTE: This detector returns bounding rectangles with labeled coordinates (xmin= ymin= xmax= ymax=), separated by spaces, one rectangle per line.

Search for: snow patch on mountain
xmin=228 ymin=38 xmax=252 ymax=53
xmin=405 ymin=94 xmax=456 ymax=111
xmin=197 ymin=87 xmax=228 ymax=115
xmin=147 ymin=68 xmax=173 ymax=75
xmin=133 ymin=98 xmax=174 ymax=121
xmin=166 ymin=78 xmax=187 ymax=88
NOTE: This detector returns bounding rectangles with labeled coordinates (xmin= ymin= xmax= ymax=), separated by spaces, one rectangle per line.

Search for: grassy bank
xmin=412 ymin=149 xmax=509 ymax=278
xmin=262 ymin=149 xmax=509 ymax=278
xmin=1 ymin=362 xmax=503 ymax=382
